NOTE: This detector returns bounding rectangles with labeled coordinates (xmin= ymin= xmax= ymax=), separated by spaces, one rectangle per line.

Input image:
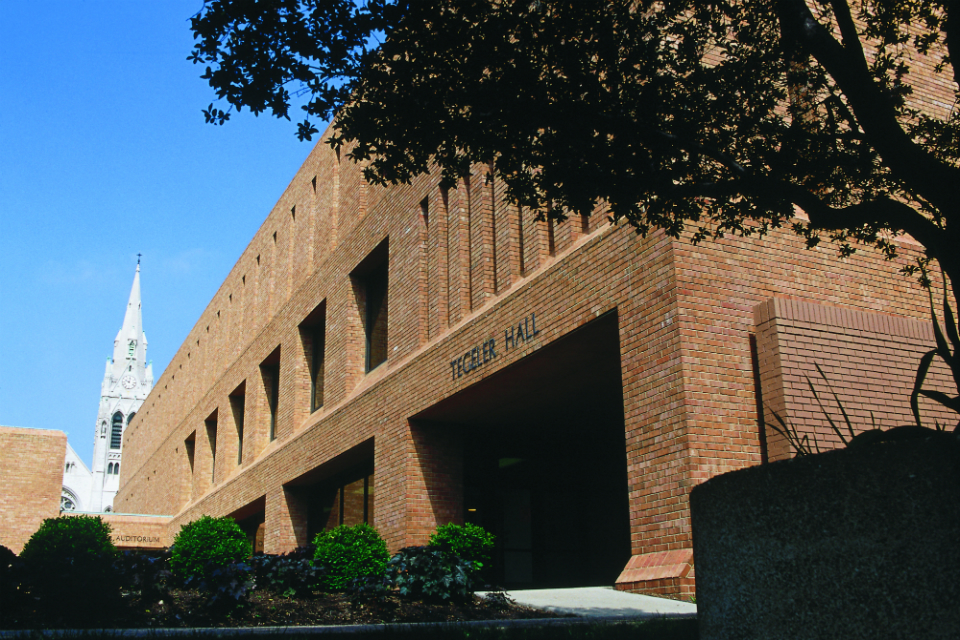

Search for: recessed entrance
xmin=412 ymin=311 xmax=630 ymax=588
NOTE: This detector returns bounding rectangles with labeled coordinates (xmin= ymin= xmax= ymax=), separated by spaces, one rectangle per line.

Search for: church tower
xmin=88 ymin=262 xmax=154 ymax=512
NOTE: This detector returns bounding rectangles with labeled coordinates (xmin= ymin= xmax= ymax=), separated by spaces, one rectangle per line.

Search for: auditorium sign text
xmin=449 ymin=313 xmax=541 ymax=381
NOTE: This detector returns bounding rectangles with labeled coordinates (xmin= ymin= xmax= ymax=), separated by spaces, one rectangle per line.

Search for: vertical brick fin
xmin=521 ymin=205 xmax=541 ymax=274
xmin=535 ymin=213 xmax=550 ymax=269
xmin=446 ymin=183 xmax=467 ymax=325
xmin=488 ymin=168 xmax=499 ymax=295
xmin=517 ymin=205 xmax=527 ymax=276
xmin=463 ymin=174 xmax=475 ymax=314
xmin=493 ymin=174 xmax=519 ymax=290
xmin=437 ymin=187 xmax=450 ymax=332
xmin=471 ymin=167 xmax=495 ymax=309
xmin=418 ymin=198 xmax=429 ymax=345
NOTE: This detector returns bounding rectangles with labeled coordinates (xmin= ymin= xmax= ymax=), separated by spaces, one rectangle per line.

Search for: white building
xmin=61 ymin=263 xmax=153 ymax=513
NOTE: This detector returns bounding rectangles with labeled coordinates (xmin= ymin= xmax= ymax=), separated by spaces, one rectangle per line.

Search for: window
xmin=260 ymin=348 xmax=281 ymax=441
xmin=110 ymin=412 xmax=123 ymax=450
xmin=184 ymin=432 xmax=196 ymax=476
xmin=107 ymin=462 xmax=114 ymax=475
xmin=127 ymin=412 xmax=136 ymax=425
xmin=205 ymin=410 xmax=218 ymax=481
xmin=307 ymin=461 xmax=375 ymax=539
xmin=299 ymin=301 xmax=326 ymax=413
xmin=230 ymin=382 xmax=246 ymax=465
xmin=61 ymin=491 xmax=77 ymax=512
xmin=352 ymin=239 xmax=389 ymax=372
xmin=128 ymin=340 xmax=136 ymax=358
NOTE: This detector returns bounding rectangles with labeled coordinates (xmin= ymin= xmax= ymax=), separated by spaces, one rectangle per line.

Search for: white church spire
xmin=112 ymin=263 xmax=145 ymax=377
xmin=86 ymin=261 xmax=153 ymax=512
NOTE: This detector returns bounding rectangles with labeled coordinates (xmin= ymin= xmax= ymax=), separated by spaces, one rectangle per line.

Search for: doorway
xmin=413 ymin=311 xmax=630 ymax=588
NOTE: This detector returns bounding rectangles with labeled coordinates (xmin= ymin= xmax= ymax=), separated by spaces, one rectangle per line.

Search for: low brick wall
xmin=691 ymin=435 xmax=960 ymax=640
xmin=100 ymin=513 xmax=172 ymax=549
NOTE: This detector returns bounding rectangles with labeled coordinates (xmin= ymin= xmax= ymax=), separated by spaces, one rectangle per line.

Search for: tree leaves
xmin=190 ymin=0 xmax=960 ymax=297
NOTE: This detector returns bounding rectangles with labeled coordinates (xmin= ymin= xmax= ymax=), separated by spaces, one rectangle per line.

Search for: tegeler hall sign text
xmin=449 ymin=313 xmax=540 ymax=381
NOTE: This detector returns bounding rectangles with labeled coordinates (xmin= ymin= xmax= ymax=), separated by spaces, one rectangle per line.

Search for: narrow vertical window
xmin=351 ymin=239 xmax=389 ymax=373
xmin=299 ymin=301 xmax=327 ymax=413
xmin=260 ymin=347 xmax=281 ymax=441
xmin=185 ymin=432 xmax=196 ymax=475
xmin=110 ymin=412 xmax=123 ymax=450
xmin=230 ymin=382 xmax=246 ymax=465
xmin=205 ymin=410 xmax=218 ymax=482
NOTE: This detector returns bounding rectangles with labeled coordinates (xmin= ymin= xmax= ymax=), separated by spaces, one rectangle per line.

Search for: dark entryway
xmin=412 ymin=311 xmax=630 ymax=588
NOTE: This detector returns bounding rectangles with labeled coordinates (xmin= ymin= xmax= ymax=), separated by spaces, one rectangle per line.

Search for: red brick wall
xmin=0 ymin=426 xmax=66 ymax=553
xmin=755 ymin=298 xmax=955 ymax=461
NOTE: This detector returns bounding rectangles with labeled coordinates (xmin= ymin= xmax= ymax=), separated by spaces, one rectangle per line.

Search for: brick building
xmin=109 ymin=116 xmax=953 ymax=596
xmin=0 ymin=426 xmax=67 ymax=553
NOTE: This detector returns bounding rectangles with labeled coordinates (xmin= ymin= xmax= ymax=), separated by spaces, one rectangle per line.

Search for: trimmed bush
xmin=312 ymin=523 xmax=389 ymax=591
xmin=387 ymin=546 xmax=478 ymax=601
xmin=429 ymin=523 xmax=495 ymax=571
xmin=170 ymin=515 xmax=251 ymax=582
xmin=18 ymin=515 xmax=119 ymax=619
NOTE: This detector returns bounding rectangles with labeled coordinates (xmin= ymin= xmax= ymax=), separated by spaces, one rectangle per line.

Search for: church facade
xmin=62 ymin=264 xmax=154 ymax=514
xmin=112 ymin=122 xmax=954 ymax=596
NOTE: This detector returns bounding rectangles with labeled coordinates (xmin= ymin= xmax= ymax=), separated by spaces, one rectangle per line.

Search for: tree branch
xmin=667 ymin=176 xmax=947 ymax=262
xmin=775 ymin=0 xmax=960 ymax=217
xmin=829 ymin=0 xmax=867 ymax=70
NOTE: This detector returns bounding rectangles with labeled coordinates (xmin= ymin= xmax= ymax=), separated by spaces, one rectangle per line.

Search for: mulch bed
xmin=2 ymin=588 xmax=566 ymax=629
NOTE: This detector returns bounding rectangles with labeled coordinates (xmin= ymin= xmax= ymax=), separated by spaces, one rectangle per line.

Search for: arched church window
xmin=60 ymin=490 xmax=77 ymax=512
xmin=111 ymin=412 xmax=123 ymax=450
xmin=115 ymin=463 xmax=120 ymax=475
xmin=107 ymin=462 xmax=114 ymax=474
xmin=101 ymin=421 xmax=107 ymax=436
xmin=128 ymin=412 xmax=136 ymax=425
xmin=128 ymin=340 xmax=136 ymax=358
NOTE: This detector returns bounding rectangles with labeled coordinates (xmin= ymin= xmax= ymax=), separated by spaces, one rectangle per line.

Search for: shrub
xmin=312 ymin=523 xmax=389 ymax=591
xmin=194 ymin=560 xmax=255 ymax=608
xmin=18 ymin=515 xmax=119 ymax=620
xmin=386 ymin=546 xmax=478 ymax=601
xmin=170 ymin=515 xmax=251 ymax=582
xmin=115 ymin=548 xmax=172 ymax=603
xmin=429 ymin=523 xmax=495 ymax=571
xmin=250 ymin=547 xmax=324 ymax=597
xmin=0 ymin=544 xmax=18 ymax=608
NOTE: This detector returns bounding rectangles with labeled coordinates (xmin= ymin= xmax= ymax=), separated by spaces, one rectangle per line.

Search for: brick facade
xmin=112 ymin=139 xmax=948 ymax=598
xmin=0 ymin=426 xmax=67 ymax=553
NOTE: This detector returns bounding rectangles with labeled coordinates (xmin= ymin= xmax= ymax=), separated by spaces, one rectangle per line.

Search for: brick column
xmin=404 ymin=423 xmax=464 ymax=547
xmin=264 ymin=485 xmax=309 ymax=554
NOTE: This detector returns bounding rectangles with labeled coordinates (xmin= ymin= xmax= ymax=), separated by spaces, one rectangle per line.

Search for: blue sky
xmin=0 ymin=2 xmax=319 ymax=467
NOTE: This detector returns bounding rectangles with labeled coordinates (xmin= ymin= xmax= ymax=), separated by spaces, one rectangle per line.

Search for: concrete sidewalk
xmin=484 ymin=586 xmax=698 ymax=619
